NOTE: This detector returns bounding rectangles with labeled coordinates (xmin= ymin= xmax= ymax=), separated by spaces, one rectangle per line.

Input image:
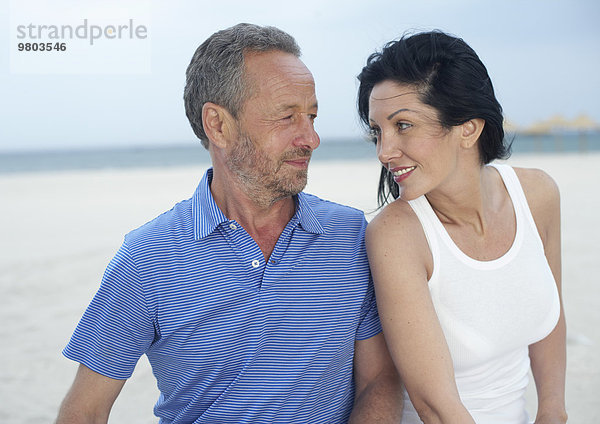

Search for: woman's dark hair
xmin=357 ymin=30 xmax=511 ymax=206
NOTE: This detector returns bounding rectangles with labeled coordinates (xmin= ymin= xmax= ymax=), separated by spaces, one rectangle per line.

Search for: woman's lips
xmin=390 ymin=166 xmax=416 ymax=182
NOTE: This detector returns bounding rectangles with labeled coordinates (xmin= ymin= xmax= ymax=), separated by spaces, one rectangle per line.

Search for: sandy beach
xmin=0 ymin=152 xmax=598 ymax=423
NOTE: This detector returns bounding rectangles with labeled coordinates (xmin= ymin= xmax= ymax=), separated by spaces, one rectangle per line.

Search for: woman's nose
xmin=376 ymin=132 xmax=402 ymax=165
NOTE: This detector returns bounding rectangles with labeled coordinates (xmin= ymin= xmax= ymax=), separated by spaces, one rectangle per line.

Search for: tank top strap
xmin=408 ymin=195 xmax=441 ymax=282
xmin=487 ymin=163 xmax=540 ymax=239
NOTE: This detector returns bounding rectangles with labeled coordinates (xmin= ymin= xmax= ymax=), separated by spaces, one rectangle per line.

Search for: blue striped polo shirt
xmin=63 ymin=168 xmax=381 ymax=423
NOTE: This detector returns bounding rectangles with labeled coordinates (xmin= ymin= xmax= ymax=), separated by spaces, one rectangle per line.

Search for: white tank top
xmin=402 ymin=164 xmax=560 ymax=424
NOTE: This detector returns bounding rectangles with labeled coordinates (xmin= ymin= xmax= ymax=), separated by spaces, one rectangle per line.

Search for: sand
xmin=0 ymin=152 xmax=597 ymax=422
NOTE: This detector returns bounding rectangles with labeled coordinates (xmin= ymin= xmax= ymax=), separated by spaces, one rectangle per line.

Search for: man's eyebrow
xmin=277 ymin=101 xmax=319 ymax=112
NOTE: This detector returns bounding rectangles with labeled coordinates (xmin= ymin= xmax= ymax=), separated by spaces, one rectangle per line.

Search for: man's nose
xmin=293 ymin=114 xmax=320 ymax=151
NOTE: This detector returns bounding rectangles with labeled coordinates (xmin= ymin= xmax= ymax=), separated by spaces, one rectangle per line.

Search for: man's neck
xmin=210 ymin=169 xmax=296 ymax=260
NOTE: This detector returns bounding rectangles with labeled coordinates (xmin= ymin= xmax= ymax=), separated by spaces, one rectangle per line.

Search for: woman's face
xmin=368 ymin=80 xmax=464 ymax=201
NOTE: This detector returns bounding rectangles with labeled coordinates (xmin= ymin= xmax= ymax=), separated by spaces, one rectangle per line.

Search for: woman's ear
xmin=202 ymin=102 xmax=237 ymax=149
xmin=460 ymin=118 xmax=485 ymax=149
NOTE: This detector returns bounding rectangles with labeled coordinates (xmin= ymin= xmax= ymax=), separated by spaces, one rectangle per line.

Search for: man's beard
xmin=226 ymin=134 xmax=312 ymax=205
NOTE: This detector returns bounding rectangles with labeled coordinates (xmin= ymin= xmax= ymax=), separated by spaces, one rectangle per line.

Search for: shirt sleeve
xmin=355 ymin=276 xmax=382 ymax=340
xmin=62 ymin=240 xmax=155 ymax=379
xmin=355 ymin=216 xmax=382 ymax=340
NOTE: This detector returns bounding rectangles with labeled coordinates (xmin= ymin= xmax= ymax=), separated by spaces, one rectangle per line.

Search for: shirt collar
xmin=295 ymin=192 xmax=325 ymax=235
xmin=192 ymin=168 xmax=325 ymax=240
xmin=192 ymin=168 xmax=228 ymax=240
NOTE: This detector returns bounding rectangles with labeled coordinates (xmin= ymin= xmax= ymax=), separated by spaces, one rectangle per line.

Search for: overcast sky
xmin=1 ymin=0 xmax=599 ymax=152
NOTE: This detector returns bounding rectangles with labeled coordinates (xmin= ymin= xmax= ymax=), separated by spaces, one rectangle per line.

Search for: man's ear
xmin=460 ymin=118 xmax=485 ymax=149
xmin=202 ymin=102 xmax=237 ymax=149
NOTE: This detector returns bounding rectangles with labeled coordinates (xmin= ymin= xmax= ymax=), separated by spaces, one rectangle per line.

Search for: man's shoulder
xmin=301 ymin=192 xmax=365 ymax=219
xmin=300 ymin=192 xmax=367 ymax=235
xmin=125 ymin=197 xmax=195 ymax=248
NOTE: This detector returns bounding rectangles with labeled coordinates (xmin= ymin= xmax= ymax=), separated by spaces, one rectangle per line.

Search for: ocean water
xmin=1 ymin=133 xmax=598 ymax=174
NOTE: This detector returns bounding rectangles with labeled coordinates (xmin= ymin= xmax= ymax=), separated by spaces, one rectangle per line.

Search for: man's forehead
xmin=244 ymin=50 xmax=309 ymax=76
xmin=244 ymin=53 xmax=314 ymax=92
xmin=274 ymin=98 xmax=319 ymax=112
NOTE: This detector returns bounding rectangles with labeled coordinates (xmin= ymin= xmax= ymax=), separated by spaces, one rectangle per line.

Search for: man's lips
xmin=285 ymin=157 xmax=311 ymax=167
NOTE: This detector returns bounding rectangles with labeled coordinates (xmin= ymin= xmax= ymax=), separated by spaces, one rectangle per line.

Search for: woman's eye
xmin=397 ymin=122 xmax=412 ymax=131
xmin=368 ymin=127 xmax=380 ymax=142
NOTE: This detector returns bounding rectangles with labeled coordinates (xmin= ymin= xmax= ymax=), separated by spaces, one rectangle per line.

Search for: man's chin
xmin=271 ymin=178 xmax=307 ymax=200
xmin=285 ymin=169 xmax=308 ymax=190
xmin=283 ymin=183 xmax=307 ymax=197
xmin=291 ymin=174 xmax=308 ymax=193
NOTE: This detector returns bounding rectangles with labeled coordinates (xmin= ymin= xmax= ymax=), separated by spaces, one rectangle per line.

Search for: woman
xmin=357 ymin=31 xmax=567 ymax=423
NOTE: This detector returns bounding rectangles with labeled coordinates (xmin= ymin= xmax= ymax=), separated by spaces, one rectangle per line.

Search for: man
xmin=56 ymin=23 xmax=401 ymax=423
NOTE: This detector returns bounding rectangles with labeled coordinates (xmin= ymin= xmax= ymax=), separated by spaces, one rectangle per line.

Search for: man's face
xmin=226 ymin=50 xmax=320 ymax=203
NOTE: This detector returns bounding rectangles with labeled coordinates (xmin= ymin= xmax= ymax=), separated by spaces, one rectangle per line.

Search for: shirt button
xmin=251 ymin=259 xmax=260 ymax=268
xmin=270 ymin=259 xmax=278 ymax=265
xmin=229 ymin=223 xmax=237 ymax=230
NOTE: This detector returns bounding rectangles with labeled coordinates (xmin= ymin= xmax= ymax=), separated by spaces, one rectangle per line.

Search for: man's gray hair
xmin=184 ymin=23 xmax=301 ymax=149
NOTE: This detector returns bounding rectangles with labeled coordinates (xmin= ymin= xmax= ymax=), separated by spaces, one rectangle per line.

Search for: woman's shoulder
xmin=366 ymin=197 xmax=432 ymax=261
xmin=512 ymin=166 xmax=560 ymax=242
xmin=367 ymin=197 xmax=434 ymax=285
xmin=367 ymin=198 xmax=420 ymax=238
xmin=512 ymin=166 xmax=560 ymax=209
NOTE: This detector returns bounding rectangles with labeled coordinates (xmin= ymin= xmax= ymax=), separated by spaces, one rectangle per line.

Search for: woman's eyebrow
xmin=387 ymin=108 xmax=411 ymax=120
